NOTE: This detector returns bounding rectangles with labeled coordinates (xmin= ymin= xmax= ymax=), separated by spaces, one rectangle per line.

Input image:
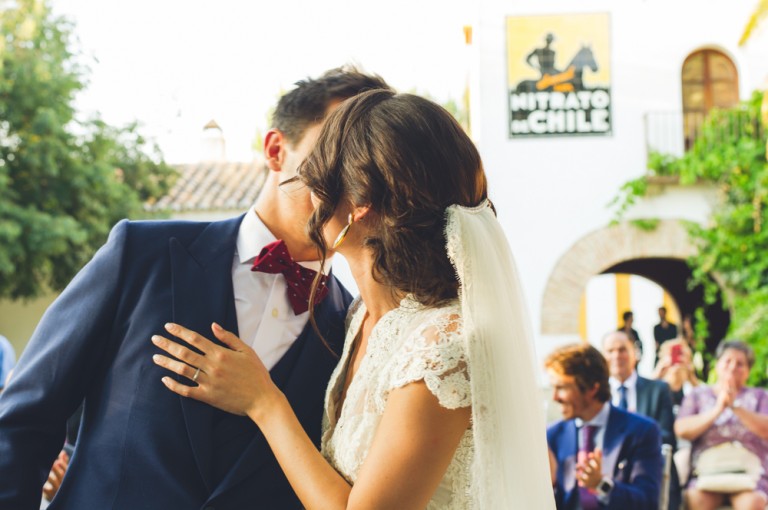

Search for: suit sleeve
xmin=607 ymin=421 xmax=662 ymax=510
xmin=0 ymin=220 xmax=128 ymax=507
xmin=655 ymin=382 xmax=676 ymax=448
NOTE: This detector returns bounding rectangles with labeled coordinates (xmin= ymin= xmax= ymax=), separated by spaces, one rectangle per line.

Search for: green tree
xmin=0 ymin=0 xmax=176 ymax=299
xmin=612 ymin=92 xmax=768 ymax=385
xmin=405 ymin=88 xmax=470 ymax=133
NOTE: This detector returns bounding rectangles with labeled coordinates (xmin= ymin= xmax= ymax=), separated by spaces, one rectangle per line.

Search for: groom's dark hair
xmin=271 ymin=65 xmax=390 ymax=145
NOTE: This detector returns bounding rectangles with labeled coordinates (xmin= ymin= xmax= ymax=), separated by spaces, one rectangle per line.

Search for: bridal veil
xmin=445 ymin=200 xmax=555 ymax=509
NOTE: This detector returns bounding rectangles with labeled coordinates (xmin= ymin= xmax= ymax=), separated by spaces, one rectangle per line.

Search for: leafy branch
xmin=611 ymin=91 xmax=768 ymax=385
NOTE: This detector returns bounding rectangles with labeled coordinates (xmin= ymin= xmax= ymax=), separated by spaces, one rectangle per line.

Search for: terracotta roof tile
xmin=148 ymin=158 xmax=267 ymax=212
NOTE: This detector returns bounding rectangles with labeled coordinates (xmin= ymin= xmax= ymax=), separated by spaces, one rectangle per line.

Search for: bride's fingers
xmin=151 ymin=335 xmax=206 ymax=370
xmin=161 ymin=375 xmax=206 ymax=399
xmin=164 ymin=322 xmax=215 ymax=353
xmin=153 ymin=353 xmax=204 ymax=383
xmin=211 ymin=322 xmax=248 ymax=352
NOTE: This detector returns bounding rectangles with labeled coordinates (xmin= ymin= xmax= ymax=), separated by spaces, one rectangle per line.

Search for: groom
xmin=0 ymin=67 xmax=389 ymax=509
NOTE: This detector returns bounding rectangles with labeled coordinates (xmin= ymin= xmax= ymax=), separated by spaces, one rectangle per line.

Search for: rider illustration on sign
xmin=521 ymin=32 xmax=598 ymax=93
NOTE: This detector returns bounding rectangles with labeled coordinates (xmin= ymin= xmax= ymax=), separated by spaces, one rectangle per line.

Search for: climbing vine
xmin=612 ymin=91 xmax=768 ymax=385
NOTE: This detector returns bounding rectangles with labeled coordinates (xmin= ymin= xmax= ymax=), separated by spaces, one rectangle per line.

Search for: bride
xmin=152 ymin=90 xmax=555 ymax=509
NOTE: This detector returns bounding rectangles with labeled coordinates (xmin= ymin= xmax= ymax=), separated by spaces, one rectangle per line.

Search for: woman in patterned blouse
xmin=675 ymin=340 xmax=768 ymax=510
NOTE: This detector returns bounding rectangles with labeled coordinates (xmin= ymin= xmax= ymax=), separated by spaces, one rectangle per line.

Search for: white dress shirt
xmin=574 ymin=401 xmax=611 ymax=452
xmin=232 ymin=208 xmax=326 ymax=370
xmin=609 ymin=371 xmax=638 ymax=412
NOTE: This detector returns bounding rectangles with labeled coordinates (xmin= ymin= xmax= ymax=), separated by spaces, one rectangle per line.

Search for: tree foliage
xmin=0 ymin=0 xmax=176 ymax=299
xmin=405 ymin=88 xmax=470 ymax=133
xmin=613 ymin=91 xmax=768 ymax=385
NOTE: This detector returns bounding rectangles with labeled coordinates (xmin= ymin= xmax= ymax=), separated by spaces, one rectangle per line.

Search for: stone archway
xmin=541 ymin=220 xmax=695 ymax=335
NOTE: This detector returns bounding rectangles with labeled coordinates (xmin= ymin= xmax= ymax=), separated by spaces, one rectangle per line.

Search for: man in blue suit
xmin=0 ymin=67 xmax=389 ymax=509
xmin=546 ymin=343 xmax=663 ymax=510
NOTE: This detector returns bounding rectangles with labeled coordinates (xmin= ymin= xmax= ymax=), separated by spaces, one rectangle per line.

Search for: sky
xmin=51 ymin=0 xmax=474 ymax=163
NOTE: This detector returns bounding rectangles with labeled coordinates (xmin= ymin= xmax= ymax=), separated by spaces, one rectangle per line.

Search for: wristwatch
xmin=596 ymin=477 xmax=614 ymax=498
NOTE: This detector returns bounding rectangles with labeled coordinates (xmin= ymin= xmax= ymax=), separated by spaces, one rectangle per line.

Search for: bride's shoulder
xmin=391 ymin=299 xmax=471 ymax=410
xmin=405 ymin=299 xmax=464 ymax=347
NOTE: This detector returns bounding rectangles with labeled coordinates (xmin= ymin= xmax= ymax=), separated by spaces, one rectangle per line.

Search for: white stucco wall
xmin=469 ymin=0 xmax=767 ymax=358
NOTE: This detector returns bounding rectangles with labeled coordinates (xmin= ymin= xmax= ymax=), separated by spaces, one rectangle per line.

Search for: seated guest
xmin=546 ymin=342 xmax=662 ymax=510
xmin=603 ymin=331 xmax=680 ymax=510
xmin=676 ymin=340 xmax=768 ymax=510
xmin=654 ymin=338 xmax=701 ymax=485
xmin=653 ymin=338 xmax=700 ymax=409
xmin=604 ymin=331 xmax=676 ymax=443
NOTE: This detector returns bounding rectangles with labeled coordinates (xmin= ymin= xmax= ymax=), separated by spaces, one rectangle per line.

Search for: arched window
xmin=681 ymin=49 xmax=739 ymax=148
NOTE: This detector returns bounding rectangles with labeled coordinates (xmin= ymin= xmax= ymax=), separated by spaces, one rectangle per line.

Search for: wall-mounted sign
xmin=506 ymin=13 xmax=612 ymax=138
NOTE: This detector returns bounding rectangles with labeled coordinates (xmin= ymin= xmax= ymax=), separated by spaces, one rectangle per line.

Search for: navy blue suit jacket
xmin=635 ymin=376 xmax=675 ymax=448
xmin=0 ymin=216 xmax=352 ymax=509
xmin=547 ymin=405 xmax=663 ymax=510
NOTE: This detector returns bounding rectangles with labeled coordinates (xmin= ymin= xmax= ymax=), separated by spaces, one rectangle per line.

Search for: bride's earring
xmin=332 ymin=214 xmax=354 ymax=249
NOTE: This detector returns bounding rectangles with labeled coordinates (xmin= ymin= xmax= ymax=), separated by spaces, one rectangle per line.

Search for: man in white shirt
xmin=604 ymin=331 xmax=676 ymax=444
xmin=0 ymin=66 xmax=391 ymax=510
xmin=546 ymin=342 xmax=662 ymax=510
xmin=603 ymin=330 xmax=679 ymax=510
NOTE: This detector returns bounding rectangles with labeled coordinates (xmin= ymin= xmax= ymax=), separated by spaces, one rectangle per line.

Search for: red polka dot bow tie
xmin=251 ymin=240 xmax=329 ymax=315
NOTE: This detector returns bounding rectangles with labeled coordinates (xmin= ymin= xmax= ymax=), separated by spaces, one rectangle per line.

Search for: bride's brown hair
xmin=301 ymin=90 xmax=488 ymax=309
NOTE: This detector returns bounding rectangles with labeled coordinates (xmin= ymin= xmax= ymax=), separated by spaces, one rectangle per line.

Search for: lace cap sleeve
xmin=388 ymin=308 xmax=471 ymax=410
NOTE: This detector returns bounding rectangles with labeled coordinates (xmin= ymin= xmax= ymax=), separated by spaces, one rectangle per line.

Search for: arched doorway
xmin=603 ymin=257 xmax=729 ymax=354
xmin=541 ymin=220 xmax=729 ymax=358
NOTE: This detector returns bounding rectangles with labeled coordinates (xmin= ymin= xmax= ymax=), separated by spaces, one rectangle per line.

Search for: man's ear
xmin=585 ymin=382 xmax=600 ymax=401
xmin=264 ymin=129 xmax=285 ymax=172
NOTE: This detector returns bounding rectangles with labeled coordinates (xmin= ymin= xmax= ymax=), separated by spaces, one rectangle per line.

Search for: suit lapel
xmin=207 ymin=324 xmax=312 ymax=501
xmin=209 ymin=276 xmax=347 ymax=500
xmin=561 ymin=421 xmax=580 ymax=510
xmin=602 ymin=406 xmax=627 ymax=478
xmin=171 ymin=215 xmax=243 ymax=494
xmin=635 ymin=376 xmax=650 ymax=416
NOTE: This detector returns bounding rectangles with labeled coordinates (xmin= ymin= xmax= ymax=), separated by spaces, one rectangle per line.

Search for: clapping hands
xmin=577 ymin=448 xmax=603 ymax=490
xmin=716 ymin=382 xmax=740 ymax=413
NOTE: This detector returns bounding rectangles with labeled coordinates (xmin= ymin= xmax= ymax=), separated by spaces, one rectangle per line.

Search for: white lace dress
xmin=320 ymin=296 xmax=473 ymax=509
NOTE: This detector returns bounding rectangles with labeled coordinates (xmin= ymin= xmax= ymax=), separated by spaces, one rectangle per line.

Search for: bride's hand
xmin=152 ymin=322 xmax=282 ymax=421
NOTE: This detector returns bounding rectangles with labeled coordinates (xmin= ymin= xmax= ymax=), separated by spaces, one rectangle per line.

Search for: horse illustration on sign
xmin=517 ymin=43 xmax=598 ymax=93
xmin=506 ymin=15 xmax=612 ymax=138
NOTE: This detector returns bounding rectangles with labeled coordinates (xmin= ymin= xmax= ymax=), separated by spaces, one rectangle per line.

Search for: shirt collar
xmin=609 ymin=370 xmax=638 ymax=392
xmin=575 ymin=401 xmax=611 ymax=429
xmin=236 ymin=208 xmax=327 ymax=273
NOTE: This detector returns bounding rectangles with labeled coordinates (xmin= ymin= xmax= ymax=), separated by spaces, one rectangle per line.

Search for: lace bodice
xmin=320 ymin=296 xmax=473 ymax=509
